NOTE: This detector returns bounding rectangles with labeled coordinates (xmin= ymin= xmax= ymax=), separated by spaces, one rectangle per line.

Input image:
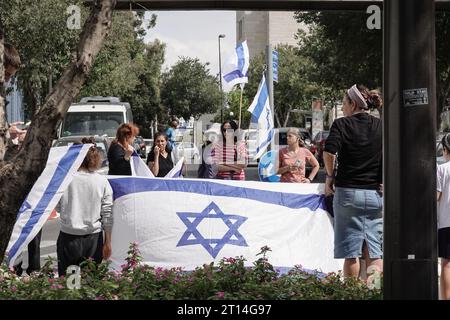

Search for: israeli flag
xmin=107 ymin=177 xmax=342 ymax=273
xmin=131 ymin=150 xmax=154 ymax=177
xmin=7 ymin=144 xmax=91 ymax=267
xmin=132 ymin=151 xmax=183 ymax=178
xmin=222 ymin=40 xmax=250 ymax=93
xmin=247 ymin=75 xmax=274 ymax=159
xmin=165 ymin=157 xmax=185 ymax=178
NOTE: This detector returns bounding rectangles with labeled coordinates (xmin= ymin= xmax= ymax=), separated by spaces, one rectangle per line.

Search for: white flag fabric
xmin=131 ymin=150 xmax=183 ymax=178
xmin=7 ymin=144 xmax=91 ymax=267
xmin=107 ymin=177 xmax=342 ymax=273
xmin=222 ymin=40 xmax=250 ymax=93
xmin=165 ymin=157 xmax=184 ymax=178
xmin=130 ymin=150 xmax=154 ymax=177
xmin=247 ymin=75 xmax=274 ymax=159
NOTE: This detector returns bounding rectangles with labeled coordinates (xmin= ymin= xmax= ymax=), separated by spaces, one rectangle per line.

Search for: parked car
xmin=312 ymin=130 xmax=330 ymax=167
xmin=52 ymin=135 xmax=110 ymax=175
xmin=174 ymin=141 xmax=200 ymax=163
xmin=133 ymin=136 xmax=146 ymax=158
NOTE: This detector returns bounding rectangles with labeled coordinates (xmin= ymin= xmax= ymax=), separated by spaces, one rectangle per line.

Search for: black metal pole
xmin=218 ymin=34 xmax=224 ymax=123
xmin=383 ymin=0 xmax=438 ymax=299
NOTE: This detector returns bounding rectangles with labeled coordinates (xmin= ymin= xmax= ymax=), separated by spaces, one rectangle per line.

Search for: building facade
xmin=236 ymin=11 xmax=304 ymax=58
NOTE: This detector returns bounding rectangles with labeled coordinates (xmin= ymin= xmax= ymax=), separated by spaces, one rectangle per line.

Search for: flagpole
xmin=238 ymin=83 xmax=244 ymax=129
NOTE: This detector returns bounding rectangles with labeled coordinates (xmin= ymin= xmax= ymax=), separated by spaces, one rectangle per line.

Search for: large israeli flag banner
xmin=222 ymin=40 xmax=250 ymax=93
xmin=247 ymin=75 xmax=274 ymax=160
xmin=108 ymin=177 xmax=342 ymax=273
xmin=7 ymin=144 xmax=91 ymax=267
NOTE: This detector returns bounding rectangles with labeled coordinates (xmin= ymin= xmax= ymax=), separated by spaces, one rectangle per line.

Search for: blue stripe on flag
xmin=256 ymin=129 xmax=273 ymax=154
xmin=236 ymin=43 xmax=246 ymax=73
xmin=7 ymin=144 xmax=83 ymax=263
xmin=223 ymin=69 xmax=245 ymax=83
xmin=250 ymin=80 xmax=269 ymax=124
xmin=108 ymin=178 xmax=326 ymax=211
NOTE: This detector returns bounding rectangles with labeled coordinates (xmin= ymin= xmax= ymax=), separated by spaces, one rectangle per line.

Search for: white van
xmin=59 ymin=96 xmax=133 ymax=138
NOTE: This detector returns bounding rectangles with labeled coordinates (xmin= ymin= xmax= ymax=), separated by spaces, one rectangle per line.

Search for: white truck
xmin=58 ymin=96 xmax=133 ymax=138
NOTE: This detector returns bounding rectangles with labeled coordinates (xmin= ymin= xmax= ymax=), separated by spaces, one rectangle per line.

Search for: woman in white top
xmin=437 ymin=133 xmax=450 ymax=299
xmin=56 ymin=137 xmax=113 ymax=276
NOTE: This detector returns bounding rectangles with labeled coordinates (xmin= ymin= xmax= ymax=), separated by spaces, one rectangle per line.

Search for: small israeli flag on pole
xmin=247 ymin=75 xmax=274 ymax=160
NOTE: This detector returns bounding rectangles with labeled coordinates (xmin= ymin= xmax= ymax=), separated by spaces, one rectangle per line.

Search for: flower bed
xmin=0 ymin=244 xmax=382 ymax=300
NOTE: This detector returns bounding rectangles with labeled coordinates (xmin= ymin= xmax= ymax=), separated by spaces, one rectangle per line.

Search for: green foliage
xmin=295 ymin=11 xmax=382 ymax=93
xmin=295 ymin=10 xmax=450 ymax=117
xmin=79 ymin=11 xmax=145 ymax=98
xmin=436 ymin=11 xmax=450 ymax=114
xmin=213 ymin=88 xmax=251 ymax=128
xmin=79 ymin=11 xmax=165 ymax=138
xmin=123 ymin=39 xmax=166 ymax=138
xmin=0 ymin=244 xmax=382 ymax=300
xmin=0 ymin=0 xmax=85 ymax=116
xmin=1 ymin=3 xmax=164 ymax=133
xmin=161 ymin=57 xmax=222 ymax=120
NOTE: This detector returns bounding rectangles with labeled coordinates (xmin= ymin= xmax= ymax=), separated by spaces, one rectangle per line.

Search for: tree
xmin=0 ymin=0 xmax=86 ymax=116
xmin=79 ymin=10 xmax=165 ymax=137
xmin=161 ymin=57 xmax=222 ymax=120
xmin=0 ymin=0 xmax=117 ymax=263
xmin=213 ymin=87 xmax=251 ymax=128
xmin=295 ymin=11 xmax=382 ymax=92
xmin=79 ymin=11 xmax=151 ymax=98
xmin=295 ymin=10 xmax=450 ymax=122
xmin=124 ymin=39 xmax=166 ymax=138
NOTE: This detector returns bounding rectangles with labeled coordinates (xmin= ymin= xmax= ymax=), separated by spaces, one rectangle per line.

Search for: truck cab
xmin=59 ymin=96 xmax=133 ymax=138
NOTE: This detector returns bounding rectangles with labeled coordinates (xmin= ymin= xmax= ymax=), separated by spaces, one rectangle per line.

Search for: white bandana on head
xmin=347 ymin=84 xmax=368 ymax=110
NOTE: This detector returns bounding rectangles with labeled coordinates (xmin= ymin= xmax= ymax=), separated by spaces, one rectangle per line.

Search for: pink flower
xmin=50 ymin=284 xmax=64 ymax=290
xmin=216 ymin=291 xmax=225 ymax=298
xmin=11 ymin=286 xmax=17 ymax=292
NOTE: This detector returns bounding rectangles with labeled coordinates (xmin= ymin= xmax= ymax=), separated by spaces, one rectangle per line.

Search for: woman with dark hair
xmin=324 ymin=84 xmax=383 ymax=279
xmin=147 ymin=132 xmax=174 ymax=177
xmin=108 ymin=123 xmax=139 ymax=175
xmin=437 ymin=133 xmax=450 ymax=299
xmin=277 ymin=128 xmax=319 ymax=183
xmin=56 ymin=137 xmax=113 ymax=276
xmin=211 ymin=120 xmax=248 ymax=180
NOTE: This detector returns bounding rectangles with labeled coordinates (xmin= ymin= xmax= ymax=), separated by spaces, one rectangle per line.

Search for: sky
xmin=143 ymin=11 xmax=237 ymax=77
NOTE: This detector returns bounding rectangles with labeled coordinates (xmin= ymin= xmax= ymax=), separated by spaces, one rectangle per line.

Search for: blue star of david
xmin=176 ymin=202 xmax=248 ymax=258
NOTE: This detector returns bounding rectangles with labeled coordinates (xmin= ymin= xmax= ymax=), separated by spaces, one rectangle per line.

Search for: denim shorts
xmin=333 ymin=187 xmax=383 ymax=259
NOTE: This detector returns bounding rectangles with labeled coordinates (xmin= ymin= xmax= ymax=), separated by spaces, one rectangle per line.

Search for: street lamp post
xmin=218 ymin=34 xmax=225 ymax=123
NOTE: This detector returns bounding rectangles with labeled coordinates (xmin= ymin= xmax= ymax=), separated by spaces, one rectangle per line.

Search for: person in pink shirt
xmin=277 ymin=128 xmax=319 ymax=183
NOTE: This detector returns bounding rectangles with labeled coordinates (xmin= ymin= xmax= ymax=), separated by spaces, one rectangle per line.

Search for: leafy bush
xmin=0 ymin=243 xmax=382 ymax=300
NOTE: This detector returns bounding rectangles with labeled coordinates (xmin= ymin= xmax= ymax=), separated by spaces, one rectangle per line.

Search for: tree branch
xmin=0 ymin=0 xmax=117 ymax=263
